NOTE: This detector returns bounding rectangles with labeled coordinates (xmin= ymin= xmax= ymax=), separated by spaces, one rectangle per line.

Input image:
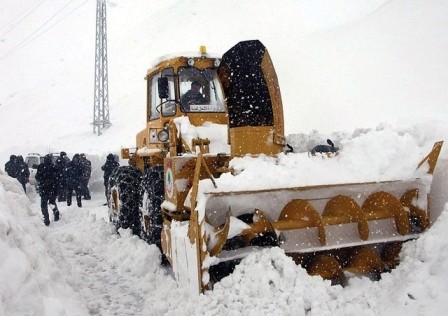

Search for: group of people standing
xmin=53 ymin=152 xmax=92 ymax=204
xmin=35 ymin=152 xmax=93 ymax=226
xmin=4 ymin=151 xmax=119 ymax=226
xmin=4 ymin=155 xmax=30 ymax=192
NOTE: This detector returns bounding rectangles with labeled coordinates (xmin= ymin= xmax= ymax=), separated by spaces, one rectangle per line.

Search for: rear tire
xmin=140 ymin=165 xmax=164 ymax=250
xmin=108 ymin=166 xmax=142 ymax=236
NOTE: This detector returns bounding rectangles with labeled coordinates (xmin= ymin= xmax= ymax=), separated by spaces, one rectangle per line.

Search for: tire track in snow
xmin=35 ymin=191 xmax=151 ymax=316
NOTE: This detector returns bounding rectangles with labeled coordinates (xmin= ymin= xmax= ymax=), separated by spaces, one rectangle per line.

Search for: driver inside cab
xmin=181 ymin=81 xmax=206 ymax=110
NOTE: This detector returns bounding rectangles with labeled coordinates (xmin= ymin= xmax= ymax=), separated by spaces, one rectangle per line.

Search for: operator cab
xmin=147 ymin=57 xmax=226 ymax=121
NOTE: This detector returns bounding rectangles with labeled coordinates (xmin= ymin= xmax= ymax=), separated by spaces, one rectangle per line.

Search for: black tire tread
xmin=108 ymin=166 xmax=142 ymax=236
xmin=141 ymin=165 xmax=164 ymax=249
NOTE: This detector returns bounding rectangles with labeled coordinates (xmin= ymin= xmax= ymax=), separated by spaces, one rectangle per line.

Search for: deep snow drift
xmin=1 ymin=124 xmax=448 ymax=315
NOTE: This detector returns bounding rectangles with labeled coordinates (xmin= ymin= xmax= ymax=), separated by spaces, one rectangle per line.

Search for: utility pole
xmin=93 ymin=0 xmax=110 ymax=135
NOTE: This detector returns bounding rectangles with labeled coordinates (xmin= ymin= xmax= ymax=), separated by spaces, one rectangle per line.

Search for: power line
xmin=0 ymin=0 xmax=46 ymax=38
xmin=0 ymin=0 xmax=44 ymax=31
xmin=1 ymin=0 xmax=76 ymax=57
xmin=0 ymin=0 xmax=89 ymax=60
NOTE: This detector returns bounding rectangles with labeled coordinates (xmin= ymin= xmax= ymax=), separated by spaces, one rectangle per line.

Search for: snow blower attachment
xmin=110 ymin=40 xmax=444 ymax=294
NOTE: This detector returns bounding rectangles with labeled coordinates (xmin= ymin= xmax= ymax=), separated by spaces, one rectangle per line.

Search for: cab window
xmin=179 ymin=67 xmax=225 ymax=113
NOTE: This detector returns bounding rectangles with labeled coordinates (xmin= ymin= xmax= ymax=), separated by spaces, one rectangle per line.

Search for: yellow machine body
xmin=115 ymin=40 xmax=444 ymax=294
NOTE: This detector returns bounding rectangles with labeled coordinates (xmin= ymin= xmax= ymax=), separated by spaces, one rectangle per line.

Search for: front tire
xmin=140 ymin=165 xmax=164 ymax=250
xmin=108 ymin=166 xmax=142 ymax=236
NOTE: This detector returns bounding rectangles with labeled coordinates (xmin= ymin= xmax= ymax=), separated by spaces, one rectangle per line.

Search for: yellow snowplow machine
xmin=159 ymin=41 xmax=443 ymax=294
xmin=111 ymin=40 xmax=444 ymax=295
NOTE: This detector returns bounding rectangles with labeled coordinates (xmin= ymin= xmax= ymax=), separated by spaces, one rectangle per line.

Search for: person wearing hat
xmin=55 ymin=151 xmax=69 ymax=201
xmin=64 ymin=154 xmax=83 ymax=207
xmin=181 ymin=81 xmax=206 ymax=110
xmin=35 ymin=154 xmax=60 ymax=226
xmin=101 ymin=153 xmax=120 ymax=203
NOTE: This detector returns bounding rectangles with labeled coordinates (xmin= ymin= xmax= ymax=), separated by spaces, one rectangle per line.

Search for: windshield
xmin=179 ymin=67 xmax=225 ymax=113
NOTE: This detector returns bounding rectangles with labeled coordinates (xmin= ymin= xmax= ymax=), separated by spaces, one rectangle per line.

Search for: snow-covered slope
xmin=1 ymin=0 xmax=447 ymax=161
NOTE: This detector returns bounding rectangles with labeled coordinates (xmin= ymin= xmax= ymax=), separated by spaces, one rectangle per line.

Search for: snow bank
xmin=0 ymin=172 xmax=88 ymax=315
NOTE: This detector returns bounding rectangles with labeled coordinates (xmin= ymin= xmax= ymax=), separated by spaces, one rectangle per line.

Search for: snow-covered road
xmin=28 ymin=188 xmax=176 ymax=315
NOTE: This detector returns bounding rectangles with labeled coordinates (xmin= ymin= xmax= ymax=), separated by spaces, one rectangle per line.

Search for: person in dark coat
xmin=55 ymin=151 xmax=69 ymax=202
xmin=15 ymin=155 xmax=30 ymax=192
xmin=35 ymin=154 xmax=60 ymax=226
xmin=5 ymin=155 xmax=18 ymax=178
xmin=181 ymin=81 xmax=206 ymax=110
xmin=79 ymin=153 xmax=92 ymax=200
xmin=64 ymin=154 xmax=83 ymax=207
xmin=101 ymin=153 xmax=119 ymax=201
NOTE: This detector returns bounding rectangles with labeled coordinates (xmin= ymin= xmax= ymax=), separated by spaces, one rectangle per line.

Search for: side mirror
xmin=158 ymin=77 xmax=169 ymax=99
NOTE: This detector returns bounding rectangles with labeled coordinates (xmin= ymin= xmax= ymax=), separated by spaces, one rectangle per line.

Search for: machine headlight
xmin=214 ymin=58 xmax=220 ymax=67
xmin=157 ymin=130 xmax=169 ymax=142
xmin=187 ymin=58 xmax=195 ymax=66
